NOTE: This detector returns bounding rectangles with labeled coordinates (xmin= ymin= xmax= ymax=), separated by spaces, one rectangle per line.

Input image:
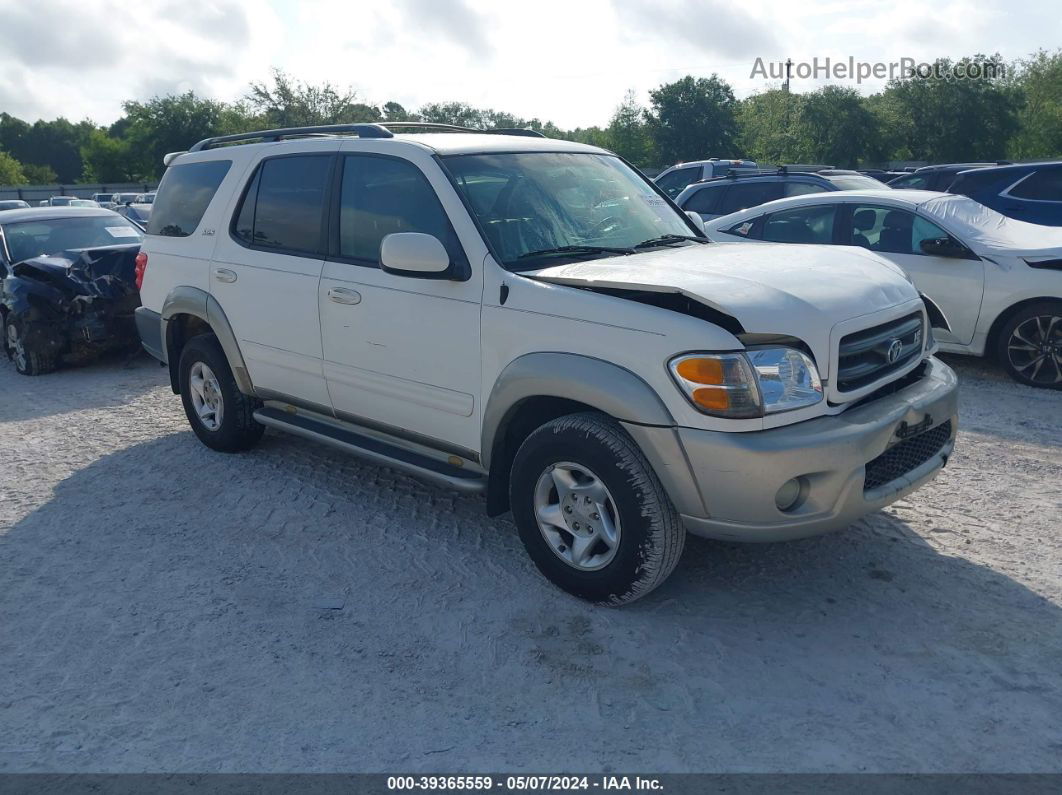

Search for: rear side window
xmin=888 ymin=173 xmax=930 ymax=189
xmin=785 ymin=182 xmax=829 ymax=197
xmin=717 ymin=182 xmax=783 ymax=214
xmin=682 ymin=184 xmax=723 ymax=214
xmin=233 ymin=155 xmax=331 ymax=254
xmin=1008 ymin=169 xmax=1062 ymax=201
xmin=762 ymin=205 xmax=836 ymax=244
xmin=336 ymin=155 xmax=463 ymax=266
xmin=656 ymin=166 xmax=700 ymax=198
xmin=147 ymin=160 xmax=231 ymax=237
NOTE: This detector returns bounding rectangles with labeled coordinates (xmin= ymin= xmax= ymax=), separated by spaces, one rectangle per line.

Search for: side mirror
xmin=920 ymin=237 xmax=968 ymax=258
xmin=685 ymin=210 xmax=706 ymax=234
xmin=380 ymin=232 xmax=452 ymax=278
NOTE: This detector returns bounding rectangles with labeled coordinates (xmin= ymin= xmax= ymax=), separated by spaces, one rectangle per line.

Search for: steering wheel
xmin=589 ymin=215 xmax=623 ymax=238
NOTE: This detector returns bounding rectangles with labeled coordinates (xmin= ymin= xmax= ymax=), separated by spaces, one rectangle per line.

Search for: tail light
xmin=134 ymin=252 xmax=148 ymax=291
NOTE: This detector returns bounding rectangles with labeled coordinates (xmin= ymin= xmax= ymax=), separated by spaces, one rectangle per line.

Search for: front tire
xmin=996 ymin=302 xmax=1062 ymax=389
xmin=178 ymin=334 xmax=264 ymax=451
xmin=5 ymin=318 xmax=57 ymax=376
xmin=509 ymin=412 xmax=685 ymax=605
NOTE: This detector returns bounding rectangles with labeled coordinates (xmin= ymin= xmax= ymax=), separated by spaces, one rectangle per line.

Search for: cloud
xmin=0 ymin=0 xmax=277 ymax=123
xmin=612 ymin=0 xmax=778 ymax=59
xmin=395 ymin=0 xmax=493 ymax=56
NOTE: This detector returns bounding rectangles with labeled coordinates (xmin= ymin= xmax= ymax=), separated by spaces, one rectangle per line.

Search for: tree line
xmin=0 ymin=51 xmax=1059 ymax=186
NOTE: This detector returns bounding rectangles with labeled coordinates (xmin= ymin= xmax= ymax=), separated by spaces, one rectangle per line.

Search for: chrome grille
xmin=864 ymin=420 xmax=952 ymax=492
xmin=838 ymin=313 xmax=924 ymax=392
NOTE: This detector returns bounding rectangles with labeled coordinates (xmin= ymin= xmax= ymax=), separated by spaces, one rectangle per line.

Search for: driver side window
xmin=848 ymin=204 xmax=950 ymax=255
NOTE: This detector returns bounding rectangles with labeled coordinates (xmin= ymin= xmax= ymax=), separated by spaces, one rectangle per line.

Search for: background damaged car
xmin=1 ymin=208 xmax=143 ymax=375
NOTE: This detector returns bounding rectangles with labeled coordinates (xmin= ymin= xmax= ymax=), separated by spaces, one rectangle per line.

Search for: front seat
xmin=876 ymin=210 xmax=914 ymax=253
xmin=851 ymin=209 xmax=876 ymax=248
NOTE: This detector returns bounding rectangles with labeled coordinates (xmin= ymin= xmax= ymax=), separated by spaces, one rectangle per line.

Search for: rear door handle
xmin=328 ymin=287 xmax=362 ymax=305
xmin=214 ymin=268 xmax=237 ymax=283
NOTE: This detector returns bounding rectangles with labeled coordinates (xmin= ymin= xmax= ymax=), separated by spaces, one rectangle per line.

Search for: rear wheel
xmin=5 ymin=319 xmax=57 ymax=376
xmin=178 ymin=334 xmax=264 ymax=451
xmin=996 ymin=302 xmax=1062 ymax=389
xmin=509 ymin=412 xmax=685 ymax=605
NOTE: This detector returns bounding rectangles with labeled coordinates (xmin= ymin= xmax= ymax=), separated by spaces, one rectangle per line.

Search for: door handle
xmin=328 ymin=287 xmax=362 ymax=305
xmin=214 ymin=268 xmax=237 ymax=283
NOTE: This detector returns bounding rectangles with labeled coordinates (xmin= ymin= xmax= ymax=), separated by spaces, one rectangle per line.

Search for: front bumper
xmin=630 ymin=357 xmax=958 ymax=542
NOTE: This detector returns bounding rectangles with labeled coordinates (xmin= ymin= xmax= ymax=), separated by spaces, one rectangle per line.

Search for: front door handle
xmin=214 ymin=268 xmax=237 ymax=283
xmin=328 ymin=287 xmax=362 ymax=305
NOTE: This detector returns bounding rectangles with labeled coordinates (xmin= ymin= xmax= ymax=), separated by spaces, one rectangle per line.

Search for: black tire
xmin=995 ymin=301 xmax=1062 ymax=389
xmin=178 ymin=333 xmax=264 ymax=452
xmin=509 ymin=412 xmax=685 ymax=605
xmin=4 ymin=317 xmax=58 ymax=376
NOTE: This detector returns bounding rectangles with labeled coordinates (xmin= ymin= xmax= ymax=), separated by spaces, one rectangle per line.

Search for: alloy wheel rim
xmin=1007 ymin=315 xmax=1062 ymax=385
xmin=6 ymin=324 xmax=26 ymax=372
xmin=533 ymin=461 xmax=621 ymax=571
xmin=189 ymin=361 xmax=224 ymax=430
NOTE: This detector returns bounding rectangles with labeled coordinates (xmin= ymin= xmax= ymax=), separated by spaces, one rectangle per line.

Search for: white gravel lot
xmin=0 ymin=351 xmax=1060 ymax=773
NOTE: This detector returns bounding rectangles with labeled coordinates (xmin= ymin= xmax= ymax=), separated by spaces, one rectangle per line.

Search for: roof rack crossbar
xmin=188 ymin=121 xmax=546 ymax=152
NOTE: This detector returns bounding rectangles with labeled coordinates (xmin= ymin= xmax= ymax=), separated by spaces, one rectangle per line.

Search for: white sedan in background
xmin=704 ymin=189 xmax=1062 ymax=388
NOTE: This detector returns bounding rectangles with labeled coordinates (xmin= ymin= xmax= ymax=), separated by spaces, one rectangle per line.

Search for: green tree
xmin=122 ymin=92 xmax=228 ymax=179
xmin=81 ymin=129 xmax=135 ymax=182
xmin=603 ymin=90 xmax=655 ymax=166
xmin=381 ymin=101 xmax=417 ymax=122
xmin=737 ymin=89 xmax=803 ymax=165
xmin=418 ymin=101 xmax=490 ymax=128
xmin=873 ymin=54 xmax=1018 ymax=162
xmin=0 ymin=151 xmax=27 ymax=185
xmin=1009 ymin=49 xmax=1062 ymax=158
xmin=796 ymin=86 xmax=881 ymax=167
xmin=645 ymin=75 xmax=739 ymax=164
xmin=21 ymin=163 xmax=57 ymax=183
xmin=245 ymin=68 xmax=379 ymax=128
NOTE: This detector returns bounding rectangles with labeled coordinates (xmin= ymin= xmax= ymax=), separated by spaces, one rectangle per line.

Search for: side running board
xmin=253 ymin=406 xmax=486 ymax=494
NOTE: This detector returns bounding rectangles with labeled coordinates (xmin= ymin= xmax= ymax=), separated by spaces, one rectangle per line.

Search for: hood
xmin=527 ymin=242 xmax=916 ymax=332
xmin=920 ymin=194 xmax=1062 ymax=257
xmin=9 ymin=245 xmax=140 ymax=299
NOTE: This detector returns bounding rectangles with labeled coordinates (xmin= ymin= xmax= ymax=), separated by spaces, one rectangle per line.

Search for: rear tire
xmin=5 ymin=318 xmax=58 ymax=376
xmin=995 ymin=301 xmax=1062 ymax=389
xmin=178 ymin=334 xmax=264 ymax=451
xmin=509 ymin=412 xmax=685 ymax=605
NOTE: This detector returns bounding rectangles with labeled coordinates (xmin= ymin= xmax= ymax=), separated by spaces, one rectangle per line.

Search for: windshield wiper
xmin=517 ymin=244 xmax=636 ymax=260
xmin=633 ymin=234 xmax=709 ymax=249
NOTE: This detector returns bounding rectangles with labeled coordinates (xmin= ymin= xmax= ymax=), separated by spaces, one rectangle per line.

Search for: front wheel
xmin=5 ymin=318 xmax=57 ymax=376
xmin=178 ymin=334 xmax=264 ymax=451
xmin=996 ymin=302 xmax=1062 ymax=389
xmin=509 ymin=412 xmax=685 ymax=605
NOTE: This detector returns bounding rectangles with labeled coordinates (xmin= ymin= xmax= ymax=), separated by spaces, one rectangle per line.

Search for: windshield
xmin=442 ymin=152 xmax=697 ymax=268
xmin=0 ymin=216 xmax=142 ymax=264
xmin=828 ymin=175 xmax=889 ymax=190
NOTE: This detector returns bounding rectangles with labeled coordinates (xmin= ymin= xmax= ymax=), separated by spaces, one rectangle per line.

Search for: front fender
xmin=481 ymin=352 xmax=675 ymax=469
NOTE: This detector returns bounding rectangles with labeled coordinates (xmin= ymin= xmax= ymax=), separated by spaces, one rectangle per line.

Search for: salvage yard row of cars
xmin=0 ymin=122 xmax=1059 ymax=604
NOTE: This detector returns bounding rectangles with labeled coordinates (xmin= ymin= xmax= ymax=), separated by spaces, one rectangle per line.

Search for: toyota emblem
xmin=886 ymin=338 xmax=903 ymax=363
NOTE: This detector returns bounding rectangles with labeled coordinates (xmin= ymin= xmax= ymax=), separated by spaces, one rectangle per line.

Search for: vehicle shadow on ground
xmin=0 ymin=350 xmax=166 ymax=424
xmin=2 ymin=428 xmax=1060 ymax=772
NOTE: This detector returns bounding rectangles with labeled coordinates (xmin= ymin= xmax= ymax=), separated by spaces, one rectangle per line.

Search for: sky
xmin=0 ymin=0 xmax=1059 ymax=129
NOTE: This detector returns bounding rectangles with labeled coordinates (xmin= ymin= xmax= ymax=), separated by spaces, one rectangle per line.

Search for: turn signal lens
xmin=134 ymin=252 xmax=148 ymax=291
xmin=668 ymin=353 xmax=762 ymax=418
xmin=691 ymin=386 xmax=731 ymax=411
xmin=675 ymin=357 xmax=725 ymax=384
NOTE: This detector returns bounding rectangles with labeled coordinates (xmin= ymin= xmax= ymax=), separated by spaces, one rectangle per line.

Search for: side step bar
xmin=253 ymin=407 xmax=487 ymax=494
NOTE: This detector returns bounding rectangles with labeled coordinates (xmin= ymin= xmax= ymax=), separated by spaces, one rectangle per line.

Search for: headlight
xmin=669 ymin=347 xmax=823 ymax=418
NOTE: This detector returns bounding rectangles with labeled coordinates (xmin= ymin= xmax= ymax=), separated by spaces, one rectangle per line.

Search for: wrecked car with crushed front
xmin=1 ymin=207 xmax=143 ymax=375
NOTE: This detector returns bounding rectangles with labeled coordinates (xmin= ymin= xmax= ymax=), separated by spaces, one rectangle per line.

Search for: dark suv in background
xmin=886 ymin=163 xmax=1003 ymax=191
xmin=676 ymin=168 xmax=885 ymax=221
xmin=949 ymin=162 xmax=1062 ymax=226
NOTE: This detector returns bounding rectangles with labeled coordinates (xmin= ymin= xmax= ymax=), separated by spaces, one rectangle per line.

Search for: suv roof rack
xmin=188 ymin=121 xmax=546 ymax=152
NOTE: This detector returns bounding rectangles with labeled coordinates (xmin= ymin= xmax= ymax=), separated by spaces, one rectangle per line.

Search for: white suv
xmin=135 ymin=122 xmax=959 ymax=604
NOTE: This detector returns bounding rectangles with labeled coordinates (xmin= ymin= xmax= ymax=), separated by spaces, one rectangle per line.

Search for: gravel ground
xmin=0 ymin=351 xmax=1060 ymax=773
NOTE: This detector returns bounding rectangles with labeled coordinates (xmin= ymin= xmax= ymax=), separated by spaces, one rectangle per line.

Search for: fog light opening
xmin=775 ymin=477 xmax=808 ymax=513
